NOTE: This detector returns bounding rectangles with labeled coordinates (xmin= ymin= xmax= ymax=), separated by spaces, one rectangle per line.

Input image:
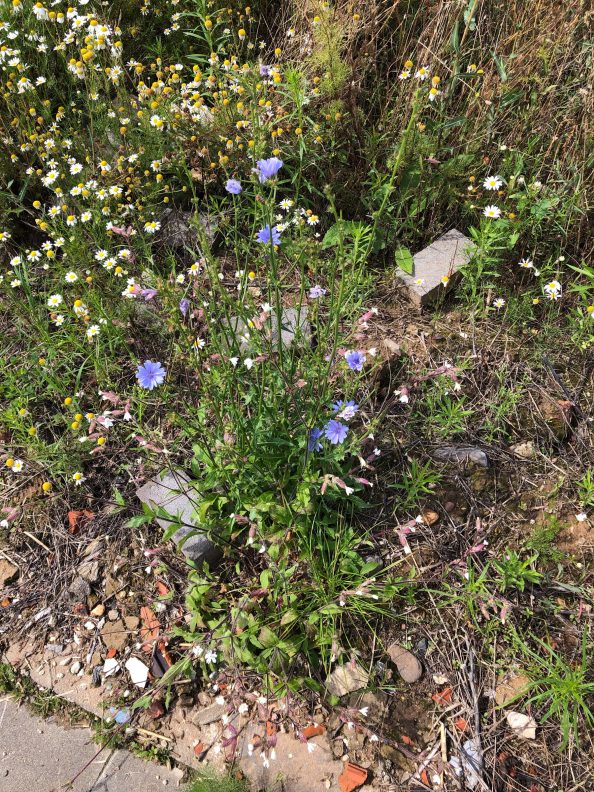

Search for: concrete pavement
xmin=0 ymin=696 xmax=183 ymax=791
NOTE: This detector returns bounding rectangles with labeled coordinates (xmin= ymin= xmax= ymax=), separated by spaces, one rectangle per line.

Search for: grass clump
xmin=186 ymin=773 xmax=250 ymax=792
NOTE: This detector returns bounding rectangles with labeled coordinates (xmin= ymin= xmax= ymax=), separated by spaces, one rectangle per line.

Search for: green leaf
xmin=440 ymin=116 xmax=467 ymax=130
xmin=318 ymin=604 xmax=343 ymax=615
xmin=492 ymin=52 xmax=507 ymax=82
xmin=500 ymin=89 xmax=524 ymax=107
xmin=321 ymin=220 xmax=362 ymax=249
xmin=394 ymin=246 xmax=414 ymax=275
xmin=126 ymin=514 xmax=152 ymax=529
xmin=162 ymin=520 xmax=182 ymax=542
xmin=131 ymin=695 xmax=152 ymax=711
xmin=113 ymin=488 xmax=126 ymax=507
xmin=450 ymin=19 xmax=459 ymax=52
xmin=260 ymin=569 xmax=271 ymax=590
xmin=258 ymin=626 xmax=279 ymax=648
xmin=280 ymin=608 xmax=299 ymax=626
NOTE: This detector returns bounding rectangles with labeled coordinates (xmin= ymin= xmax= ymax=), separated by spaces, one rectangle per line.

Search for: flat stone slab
xmin=397 ymin=229 xmax=474 ymax=307
xmin=136 ymin=470 xmax=221 ymax=566
xmin=224 ymin=305 xmax=310 ymax=351
xmin=0 ymin=696 xmax=182 ymax=791
xmin=326 ymin=663 xmax=369 ymax=697
xmin=270 ymin=306 xmax=311 ymax=347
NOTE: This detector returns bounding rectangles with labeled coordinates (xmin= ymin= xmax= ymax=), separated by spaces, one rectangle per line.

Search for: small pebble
xmin=70 ymin=661 xmax=82 ymax=675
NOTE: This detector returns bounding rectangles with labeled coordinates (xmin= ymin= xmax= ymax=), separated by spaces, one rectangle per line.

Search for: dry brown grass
xmin=265 ymin=0 xmax=592 ymax=252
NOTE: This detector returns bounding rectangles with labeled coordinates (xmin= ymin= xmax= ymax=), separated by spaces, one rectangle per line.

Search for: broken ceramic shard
xmin=136 ymin=470 xmax=221 ymax=566
xmin=396 ymin=229 xmax=474 ymax=307
xmin=125 ymin=656 xmax=149 ymax=689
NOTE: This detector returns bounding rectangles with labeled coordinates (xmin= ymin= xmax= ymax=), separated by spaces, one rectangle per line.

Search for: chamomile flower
xmin=72 ymin=471 xmax=86 ymax=485
xmin=493 ymin=297 xmax=506 ymax=309
xmin=544 ymin=280 xmax=562 ymax=300
xmin=483 ymin=205 xmax=501 ymax=219
xmin=483 ymin=175 xmax=502 ymax=190
xmin=47 ymin=293 xmax=63 ymax=308
xmin=65 ymin=271 xmax=78 ymax=283
xmin=86 ymin=324 xmax=100 ymax=339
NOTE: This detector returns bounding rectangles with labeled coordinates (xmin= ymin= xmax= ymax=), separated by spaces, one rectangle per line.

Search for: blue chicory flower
xmin=136 ymin=360 xmax=166 ymax=390
xmin=332 ymin=400 xmax=359 ymax=421
xmin=225 ymin=178 xmax=242 ymax=195
xmin=257 ymin=224 xmax=281 ymax=245
xmin=308 ymin=427 xmax=323 ymax=452
xmin=255 ymin=156 xmax=283 ymax=183
xmin=324 ymin=420 xmax=349 ymax=445
xmin=179 ymin=298 xmax=190 ymax=316
xmin=344 ymin=350 xmax=366 ymax=371
xmin=259 ymin=64 xmax=272 ymax=77
xmin=309 ymin=285 xmax=327 ymax=299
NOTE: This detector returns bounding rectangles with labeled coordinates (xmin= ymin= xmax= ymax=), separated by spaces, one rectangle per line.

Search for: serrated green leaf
xmin=126 ymin=514 xmax=152 ymax=529
xmin=113 ymin=488 xmax=126 ymax=507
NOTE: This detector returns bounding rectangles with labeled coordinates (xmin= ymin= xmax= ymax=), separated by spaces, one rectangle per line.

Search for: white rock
xmin=69 ymin=661 xmax=82 ymax=675
xmin=125 ymin=656 xmax=149 ymax=688
xmin=103 ymin=658 xmax=120 ymax=677
xmin=509 ymin=441 xmax=536 ymax=459
xmin=326 ymin=663 xmax=369 ymax=697
xmin=506 ymin=711 xmax=537 ymax=739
